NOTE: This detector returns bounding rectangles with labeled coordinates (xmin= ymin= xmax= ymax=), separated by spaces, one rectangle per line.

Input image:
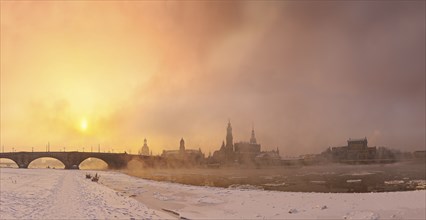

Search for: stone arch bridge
xmin=0 ymin=152 xmax=153 ymax=169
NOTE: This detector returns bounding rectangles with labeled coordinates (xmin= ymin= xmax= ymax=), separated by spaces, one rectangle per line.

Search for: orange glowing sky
xmin=1 ymin=1 xmax=425 ymax=155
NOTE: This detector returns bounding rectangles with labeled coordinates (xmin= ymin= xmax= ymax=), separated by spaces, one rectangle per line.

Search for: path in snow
xmin=0 ymin=168 xmax=170 ymax=219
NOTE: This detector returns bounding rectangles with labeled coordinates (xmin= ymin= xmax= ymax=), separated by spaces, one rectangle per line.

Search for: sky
xmin=1 ymin=1 xmax=425 ymax=156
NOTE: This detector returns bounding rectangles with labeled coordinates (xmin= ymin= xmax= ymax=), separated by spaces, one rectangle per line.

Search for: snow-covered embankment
xmin=1 ymin=168 xmax=425 ymax=219
xmin=99 ymin=170 xmax=426 ymax=220
xmin=0 ymin=168 xmax=168 ymax=219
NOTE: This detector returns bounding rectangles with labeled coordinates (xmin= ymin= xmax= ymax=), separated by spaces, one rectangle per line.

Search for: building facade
xmin=161 ymin=138 xmax=204 ymax=166
xmin=331 ymin=138 xmax=376 ymax=161
xmin=234 ymin=126 xmax=261 ymax=163
xmin=255 ymin=148 xmax=281 ymax=165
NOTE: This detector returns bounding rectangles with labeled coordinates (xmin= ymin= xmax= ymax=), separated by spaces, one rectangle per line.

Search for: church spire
xmin=226 ymin=120 xmax=233 ymax=151
xmin=180 ymin=138 xmax=185 ymax=152
xmin=250 ymin=123 xmax=257 ymax=144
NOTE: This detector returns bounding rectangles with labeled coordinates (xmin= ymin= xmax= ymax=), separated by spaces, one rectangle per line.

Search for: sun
xmin=80 ymin=118 xmax=88 ymax=131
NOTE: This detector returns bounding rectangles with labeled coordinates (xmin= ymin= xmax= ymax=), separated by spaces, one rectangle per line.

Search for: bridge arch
xmin=0 ymin=158 xmax=19 ymax=168
xmin=70 ymin=153 xmax=129 ymax=169
xmin=0 ymin=152 xmax=132 ymax=169
xmin=79 ymin=157 xmax=108 ymax=170
xmin=28 ymin=157 xmax=65 ymax=169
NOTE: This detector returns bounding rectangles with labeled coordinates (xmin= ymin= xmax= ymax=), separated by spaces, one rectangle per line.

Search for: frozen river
xmin=1 ymin=168 xmax=425 ymax=219
xmin=123 ymin=161 xmax=426 ymax=193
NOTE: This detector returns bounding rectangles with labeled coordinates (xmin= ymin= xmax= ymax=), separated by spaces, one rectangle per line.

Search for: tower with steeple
xmin=250 ymin=125 xmax=257 ymax=144
xmin=179 ymin=138 xmax=185 ymax=153
xmin=226 ymin=120 xmax=234 ymax=152
xmin=140 ymin=138 xmax=150 ymax=156
xmin=233 ymin=122 xmax=261 ymax=163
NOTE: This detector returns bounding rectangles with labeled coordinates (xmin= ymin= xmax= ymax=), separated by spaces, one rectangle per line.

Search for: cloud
xmin=1 ymin=1 xmax=424 ymax=155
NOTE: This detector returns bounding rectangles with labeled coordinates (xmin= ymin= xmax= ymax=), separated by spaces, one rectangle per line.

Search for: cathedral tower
xmin=226 ymin=120 xmax=234 ymax=152
xmin=180 ymin=138 xmax=185 ymax=152
xmin=250 ymin=125 xmax=257 ymax=144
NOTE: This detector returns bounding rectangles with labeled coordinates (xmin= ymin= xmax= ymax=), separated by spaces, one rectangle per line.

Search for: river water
xmin=123 ymin=160 xmax=426 ymax=193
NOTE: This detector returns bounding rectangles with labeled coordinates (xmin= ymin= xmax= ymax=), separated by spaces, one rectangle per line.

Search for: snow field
xmin=1 ymin=168 xmax=425 ymax=219
xmin=0 ymin=168 xmax=169 ymax=219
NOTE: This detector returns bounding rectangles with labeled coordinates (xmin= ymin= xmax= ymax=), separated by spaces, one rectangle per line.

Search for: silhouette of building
xmin=212 ymin=120 xmax=281 ymax=165
xmin=161 ymin=138 xmax=204 ymax=166
xmin=255 ymin=148 xmax=281 ymax=165
xmin=179 ymin=138 xmax=185 ymax=152
xmin=234 ymin=126 xmax=261 ymax=163
xmin=225 ymin=120 xmax=234 ymax=152
xmin=331 ymin=138 xmax=376 ymax=161
xmin=139 ymin=138 xmax=150 ymax=156
xmin=413 ymin=151 xmax=426 ymax=160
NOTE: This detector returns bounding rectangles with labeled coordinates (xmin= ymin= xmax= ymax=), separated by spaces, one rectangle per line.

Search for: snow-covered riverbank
xmin=0 ymin=168 xmax=168 ymax=219
xmin=1 ymin=168 xmax=425 ymax=219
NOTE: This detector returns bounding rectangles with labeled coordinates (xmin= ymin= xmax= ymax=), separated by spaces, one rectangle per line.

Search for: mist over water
xmin=123 ymin=161 xmax=426 ymax=193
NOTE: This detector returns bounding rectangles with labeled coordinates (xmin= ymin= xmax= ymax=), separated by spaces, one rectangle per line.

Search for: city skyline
xmin=0 ymin=119 xmax=422 ymax=157
xmin=1 ymin=1 xmax=425 ymax=156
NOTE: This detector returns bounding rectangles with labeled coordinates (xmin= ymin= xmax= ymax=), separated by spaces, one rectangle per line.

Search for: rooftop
xmin=348 ymin=138 xmax=367 ymax=142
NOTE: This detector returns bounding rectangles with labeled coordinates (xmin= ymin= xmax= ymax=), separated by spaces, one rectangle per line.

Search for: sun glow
xmin=80 ymin=118 xmax=88 ymax=131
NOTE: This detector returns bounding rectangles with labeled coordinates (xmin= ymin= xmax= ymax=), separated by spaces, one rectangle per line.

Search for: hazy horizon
xmin=1 ymin=1 xmax=425 ymax=156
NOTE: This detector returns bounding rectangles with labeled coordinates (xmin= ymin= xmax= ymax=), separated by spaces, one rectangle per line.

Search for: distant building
xmin=255 ymin=148 xmax=281 ymax=165
xmin=213 ymin=121 xmax=236 ymax=163
xmin=161 ymin=138 xmax=204 ymax=165
xmin=234 ymin=126 xmax=262 ymax=163
xmin=376 ymin=146 xmax=396 ymax=160
xmin=212 ymin=120 xmax=281 ymax=165
xmin=331 ymin=138 xmax=376 ymax=161
xmin=413 ymin=151 xmax=426 ymax=160
xmin=139 ymin=138 xmax=150 ymax=156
